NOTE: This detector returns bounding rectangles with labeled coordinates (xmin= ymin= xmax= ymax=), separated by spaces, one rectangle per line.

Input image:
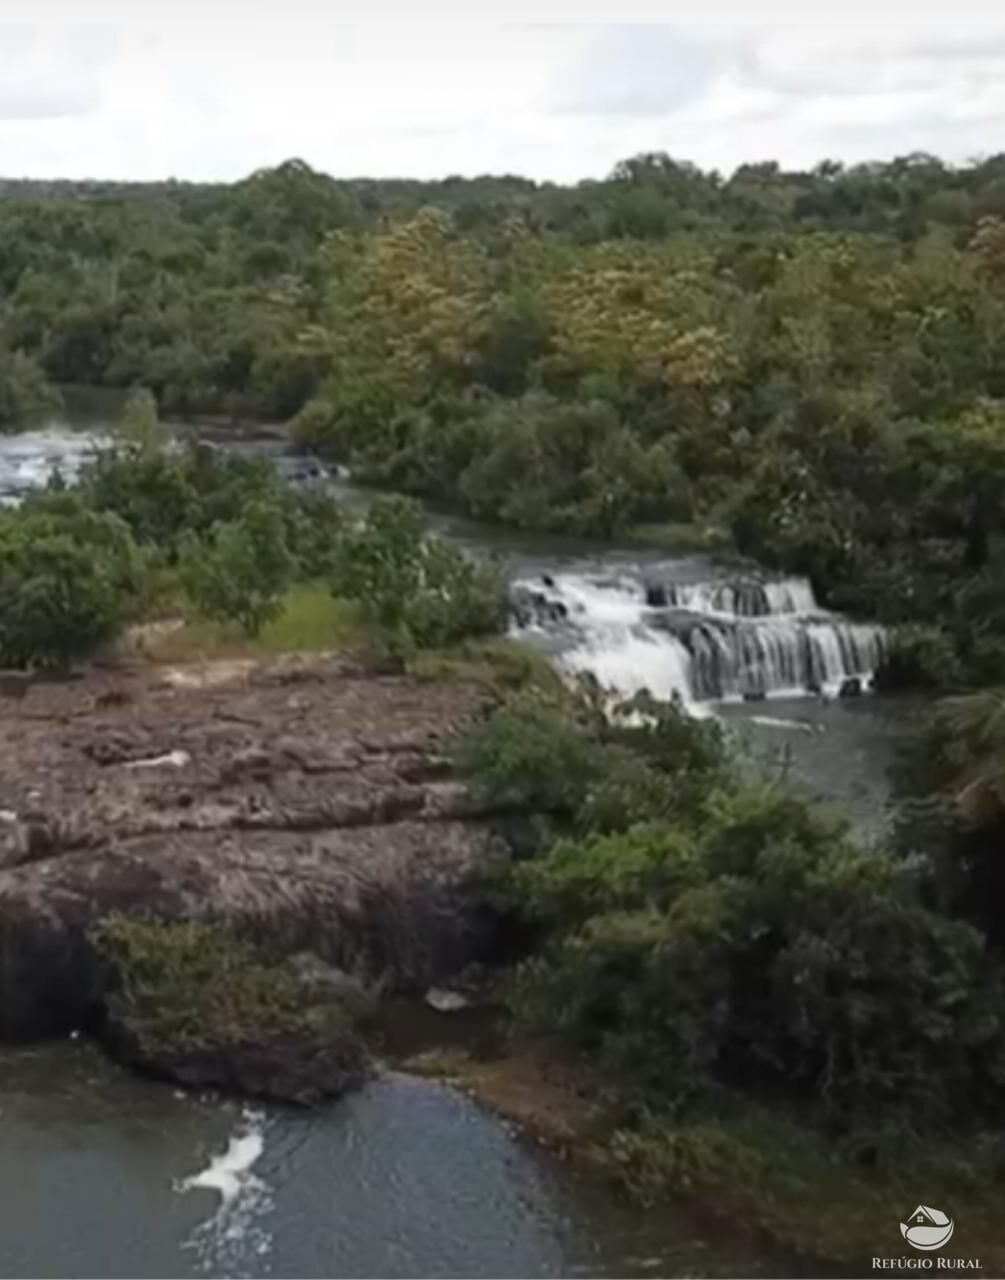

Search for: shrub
xmin=461 ymin=690 xmax=1005 ymax=1132
xmin=455 ymin=689 xmax=607 ymax=815
xmin=0 ymin=500 xmax=141 ymax=668
xmin=283 ymin=486 xmax=342 ymax=578
xmin=875 ymin=624 xmax=963 ymax=691
xmin=455 ymin=686 xmax=727 ymax=832
xmin=78 ymin=438 xmax=293 ymax=547
xmin=330 ymin=496 xmax=506 ymax=657
xmin=0 ymin=347 xmax=59 ymax=426
xmin=181 ymin=500 xmax=295 ymax=636
xmin=893 ymin=690 xmax=1005 ymax=941
xmin=508 ymin=800 xmax=1005 ymax=1128
xmin=90 ymin=916 xmax=360 ymax=1054
xmin=458 ymin=394 xmax=688 ymax=537
xmin=115 ymin=387 xmax=166 ymax=453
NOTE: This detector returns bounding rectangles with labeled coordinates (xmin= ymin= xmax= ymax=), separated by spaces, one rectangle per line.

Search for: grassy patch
xmin=407 ymin=637 xmax=562 ymax=695
xmin=139 ymin=583 xmax=363 ymax=661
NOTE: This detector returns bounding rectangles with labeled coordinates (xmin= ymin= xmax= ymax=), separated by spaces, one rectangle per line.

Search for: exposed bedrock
xmin=0 ymin=656 xmax=508 ymax=1040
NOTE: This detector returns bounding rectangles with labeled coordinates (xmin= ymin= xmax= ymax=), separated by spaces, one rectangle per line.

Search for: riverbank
xmin=398 ymin=1034 xmax=1005 ymax=1279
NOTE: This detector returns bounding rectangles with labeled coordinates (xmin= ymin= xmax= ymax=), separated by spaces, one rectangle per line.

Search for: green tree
xmin=0 ymin=346 xmax=59 ymax=427
xmin=330 ymin=497 xmax=505 ymax=657
xmin=115 ymin=387 xmax=165 ymax=453
xmin=0 ymin=501 xmax=141 ymax=668
xmin=181 ymin=501 xmax=295 ymax=636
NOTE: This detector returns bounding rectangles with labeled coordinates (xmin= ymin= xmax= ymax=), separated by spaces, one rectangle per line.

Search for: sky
xmin=2 ymin=3 xmax=1005 ymax=183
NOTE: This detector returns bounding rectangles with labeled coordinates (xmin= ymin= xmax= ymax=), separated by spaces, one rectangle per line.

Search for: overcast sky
xmin=2 ymin=6 xmax=1005 ymax=182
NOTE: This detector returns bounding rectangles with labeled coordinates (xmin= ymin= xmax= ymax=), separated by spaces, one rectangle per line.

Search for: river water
xmin=0 ymin=397 xmax=911 ymax=1278
xmin=0 ymin=1044 xmax=808 ymax=1280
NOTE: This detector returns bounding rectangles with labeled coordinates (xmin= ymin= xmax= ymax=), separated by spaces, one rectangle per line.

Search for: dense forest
xmin=4 ymin=152 xmax=1005 ymax=682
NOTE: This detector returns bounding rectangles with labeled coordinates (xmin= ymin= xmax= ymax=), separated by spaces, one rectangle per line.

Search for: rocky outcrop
xmin=100 ymin=949 xmax=374 ymax=1106
xmin=0 ymin=655 xmax=506 ymax=1040
xmin=111 ymin=1029 xmax=370 ymax=1105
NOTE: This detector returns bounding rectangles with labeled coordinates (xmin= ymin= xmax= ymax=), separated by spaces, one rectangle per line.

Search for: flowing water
xmin=0 ymin=1044 xmax=813 ymax=1279
xmin=0 ymin=398 xmax=915 ymax=1277
xmin=508 ymin=565 xmax=885 ymax=706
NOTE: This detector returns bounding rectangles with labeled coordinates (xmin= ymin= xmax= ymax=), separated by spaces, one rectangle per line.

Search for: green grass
xmin=137 ymin=586 xmax=555 ymax=699
xmin=407 ymin=637 xmax=563 ymax=695
xmin=142 ymin=583 xmax=363 ymax=661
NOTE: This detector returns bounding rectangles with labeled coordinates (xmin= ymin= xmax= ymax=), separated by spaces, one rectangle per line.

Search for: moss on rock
xmin=91 ymin=916 xmax=371 ymax=1105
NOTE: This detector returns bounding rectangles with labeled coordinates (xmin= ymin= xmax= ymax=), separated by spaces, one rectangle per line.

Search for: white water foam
xmin=0 ymin=427 xmax=110 ymax=505
xmin=545 ymin=575 xmax=695 ymax=706
xmin=511 ymin=569 xmax=884 ymax=709
xmin=747 ymin=715 xmax=818 ymax=734
xmin=669 ymin=575 xmax=819 ymax=619
xmin=177 ymin=1109 xmax=273 ymax=1274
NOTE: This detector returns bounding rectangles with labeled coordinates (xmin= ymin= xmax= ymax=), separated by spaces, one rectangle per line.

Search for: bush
xmin=115 ymin=387 xmax=166 ymax=453
xmin=875 ymin=624 xmax=963 ymax=691
xmin=78 ymin=437 xmax=344 ymax=589
xmin=459 ymin=689 xmax=1005 ymax=1134
xmin=91 ymin=917 xmax=318 ymax=1053
xmin=89 ymin=916 xmax=370 ymax=1062
xmin=330 ymin=496 xmax=506 ymax=657
xmin=455 ymin=686 xmax=727 ymax=831
xmin=0 ymin=347 xmax=59 ymax=426
xmin=508 ymin=794 xmax=1005 ymax=1128
xmin=283 ymin=486 xmax=342 ymax=578
xmin=455 ymin=689 xmax=607 ymax=815
xmin=893 ymin=690 xmax=1005 ymax=942
xmin=0 ymin=500 xmax=141 ymax=668
xmin=458 ymin=394 xmax=689 ymax=537
xmin=181 ymin=500 xmax=295 ymax=636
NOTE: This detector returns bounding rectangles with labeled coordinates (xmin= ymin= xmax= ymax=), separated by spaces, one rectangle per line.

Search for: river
xmin=0 ymin=395 xmax=912 ymax=1278
xmin=0 ymin=1044 xmax=809 ymax=1280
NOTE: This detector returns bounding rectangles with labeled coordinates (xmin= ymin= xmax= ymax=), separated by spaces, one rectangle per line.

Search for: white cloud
xmin=0 ymin=25 xmax=106 ymax=120
xmin=0 ymin=16 xmax=1003 ymax=181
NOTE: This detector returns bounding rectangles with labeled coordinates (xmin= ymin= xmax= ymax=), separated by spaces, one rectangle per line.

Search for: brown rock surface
xmin=0 ymin=655 xmax=505 ymax=1039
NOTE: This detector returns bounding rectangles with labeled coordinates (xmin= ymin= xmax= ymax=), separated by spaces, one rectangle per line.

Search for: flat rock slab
xmin=0 ymin=655 xmax=503 ymax=1038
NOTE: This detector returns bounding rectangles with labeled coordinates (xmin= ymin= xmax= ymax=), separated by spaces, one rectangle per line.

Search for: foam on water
xmin=747 ymin=715 xmax=818 ymax=734
xmin=0 ymin=427 xmax=109 ymax=504
xmin=178 ymin=1108 xmax=273 ymax=1274
xmin=511 ymin=568 xmax=884 ymax=709
xmin=537 ymin=574 xmax=695 ymax=706
xmin=666 ymin=575 xmax=819 ymax=619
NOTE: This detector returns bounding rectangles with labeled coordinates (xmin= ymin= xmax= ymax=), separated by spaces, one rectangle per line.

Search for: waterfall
xmin=513 ymin=574 xmax=695 ymax=704
xmin=510 ymin=569 xmax=885 ymax=707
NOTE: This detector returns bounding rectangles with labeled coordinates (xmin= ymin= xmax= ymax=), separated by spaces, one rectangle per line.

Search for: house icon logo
xmin=900 ymin=1206 xmax=954 ymax=1251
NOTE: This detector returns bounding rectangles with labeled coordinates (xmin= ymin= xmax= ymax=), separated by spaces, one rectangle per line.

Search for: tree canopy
xmin=6 ymin=152 xmax=1005 ymax=678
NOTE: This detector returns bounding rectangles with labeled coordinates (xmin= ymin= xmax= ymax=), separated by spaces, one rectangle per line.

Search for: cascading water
xmin=510 ymin=568 xmax=885 ymax=708
xmin=513 ymin=574 xmax=695 ymax=704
